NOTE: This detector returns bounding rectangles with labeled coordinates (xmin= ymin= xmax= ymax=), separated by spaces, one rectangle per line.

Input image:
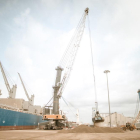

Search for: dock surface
xmin=0 ymin=129 xmax=140 ymax=140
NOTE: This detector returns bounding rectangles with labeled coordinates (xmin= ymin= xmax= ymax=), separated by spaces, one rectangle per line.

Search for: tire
xmin=52 ymin=126 xmax=56 ymax=130
xmin=47 ymin=126 xmax=51 ymax=130
xmin=43 ymin=127 xmax=47 ymax=130
xmin=122 ymin=127 xmax=126 ymax=131
xmin=130 ymin=127 xmax=134 ymax=131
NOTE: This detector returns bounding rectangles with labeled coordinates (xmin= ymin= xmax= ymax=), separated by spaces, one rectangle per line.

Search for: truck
xmin=135 ymin=122 xmax=140 ymax=130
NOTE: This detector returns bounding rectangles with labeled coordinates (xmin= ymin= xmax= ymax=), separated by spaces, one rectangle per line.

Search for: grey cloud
xmin=0 ymin=0 xmax=140 ymax=124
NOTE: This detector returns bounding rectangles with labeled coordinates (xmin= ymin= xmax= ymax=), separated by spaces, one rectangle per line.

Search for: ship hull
xmin=0 ymin=125 xmax=38 ymax=130
xmin=0 ymin=108 xmax=45 ymax=130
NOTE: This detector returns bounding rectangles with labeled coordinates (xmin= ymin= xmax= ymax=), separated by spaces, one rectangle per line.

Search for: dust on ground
xmin=0 ymin=128 xmax=140 ymax=140
xmin=59 ymin=125 xmax=124 ymax=133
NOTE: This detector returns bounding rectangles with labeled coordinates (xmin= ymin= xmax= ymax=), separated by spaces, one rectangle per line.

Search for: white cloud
xmin=0 ymin=0 xmax=140 ymax=124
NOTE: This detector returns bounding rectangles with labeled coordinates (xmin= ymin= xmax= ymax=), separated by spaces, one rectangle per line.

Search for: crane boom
xmin=18 ymin=73 xmax=34 ymax=105
xmin=52 ymin=8 xmax=89 ymax=115
xmin=0 ymin=61 xmax=17 ymax=98
xmin=57 ymin=8 xmax=89 ymax=98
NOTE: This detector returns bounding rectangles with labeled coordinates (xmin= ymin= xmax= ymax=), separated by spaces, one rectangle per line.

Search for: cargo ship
xmin=0 ymin=99 xmax=46 ymax=130
xmin=0 ymin=62 xmax=46 ymax=130
xmin=0 ymin=104 xmax=44 ymax=130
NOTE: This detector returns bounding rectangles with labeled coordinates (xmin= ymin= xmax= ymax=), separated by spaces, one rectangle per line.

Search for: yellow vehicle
xmin=121 ymin=122 xmax=135 ymax=131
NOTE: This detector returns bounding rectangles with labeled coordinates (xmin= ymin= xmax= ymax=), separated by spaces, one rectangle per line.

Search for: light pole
xmin=104 ymin=70 xmax=111 ymax=127
xmin=0 ymin=90 xmax=2 ymax=97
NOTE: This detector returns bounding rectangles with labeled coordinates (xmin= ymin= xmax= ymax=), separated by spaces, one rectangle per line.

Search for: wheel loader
xmin=121 ymin=122 xmax=135 ymax=131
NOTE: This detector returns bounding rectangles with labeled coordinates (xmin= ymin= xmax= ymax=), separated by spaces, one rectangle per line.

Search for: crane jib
xmin=57 ymin=8 xmax=89 ymax=98
xmin=0 ymin=61 xmax=17 ymax=98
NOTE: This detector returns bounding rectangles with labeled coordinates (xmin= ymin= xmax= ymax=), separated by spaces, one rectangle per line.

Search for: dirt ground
xmin=59 ymin=125 xmax=124 ymax=133
xmin=0 ymin=129 xmax=140 ymax=140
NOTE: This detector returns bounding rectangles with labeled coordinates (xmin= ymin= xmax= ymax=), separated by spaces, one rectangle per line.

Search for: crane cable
xmin=87 ymin=14 xmax=98 ymax=109
xmin=62 ymin=96 xmax=77 ymax=117
xmin=20 ymin=77 xmax=35 ymax=97
xmin=45 ymin=96 xmax=54 ymax=107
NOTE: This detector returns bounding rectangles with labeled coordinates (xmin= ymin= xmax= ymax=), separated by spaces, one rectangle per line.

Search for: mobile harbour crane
xmin=41 ymin=8 xmax=104 ymax=130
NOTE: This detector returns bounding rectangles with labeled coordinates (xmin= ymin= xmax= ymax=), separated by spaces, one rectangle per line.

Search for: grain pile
xmin=59 ymin=125 xmax=124 ymax=133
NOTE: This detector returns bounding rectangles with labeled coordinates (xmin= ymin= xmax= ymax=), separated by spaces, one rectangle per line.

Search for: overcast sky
xmin=0 ymin=0 xmax=140 ymax=124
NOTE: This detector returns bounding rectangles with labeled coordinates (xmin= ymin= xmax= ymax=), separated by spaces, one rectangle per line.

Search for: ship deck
xmin=0 ymin=129 xmax=140 ymax=140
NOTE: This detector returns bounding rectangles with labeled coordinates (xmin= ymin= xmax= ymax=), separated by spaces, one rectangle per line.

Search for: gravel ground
xmin=59 ymin=125 xmax=124 ymax=133
xmin=0 ymin=129 xmax=140 ymax=140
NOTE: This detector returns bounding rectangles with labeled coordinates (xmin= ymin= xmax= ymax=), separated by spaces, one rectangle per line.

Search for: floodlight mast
xmin=0 ymin=61 xmax=17 ymax=98
xmin=104 ymin=70 xmax=111 ymax=127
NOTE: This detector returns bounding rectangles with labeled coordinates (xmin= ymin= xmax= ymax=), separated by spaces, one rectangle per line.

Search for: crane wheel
xmin=122 ymin=127 xmax=126 ymax=131
xmin=52 ymin=126 xmax=56 ymax=130
xmin=43 ymin=127 xmax=47 ymax=130
xmin=130 ymin=127 xmax=134 ymax=131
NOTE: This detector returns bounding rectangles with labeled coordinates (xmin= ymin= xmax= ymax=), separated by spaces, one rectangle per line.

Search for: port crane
xmin=18 ymin=73 xmax=34 ymax=105
xmin=0 ymin=61 xmax=17 ymax=98
xmin=42 ymin=8 xmax=104 ymax=129
xmin=43 ymin=8 xmax=89 ymax=129
xmin=52 ymin=7 xmax=89 ymax=115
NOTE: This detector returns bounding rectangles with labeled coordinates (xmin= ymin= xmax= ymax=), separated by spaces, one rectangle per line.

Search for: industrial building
xmin=96 ymin=112 xmax=134 ymax=127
